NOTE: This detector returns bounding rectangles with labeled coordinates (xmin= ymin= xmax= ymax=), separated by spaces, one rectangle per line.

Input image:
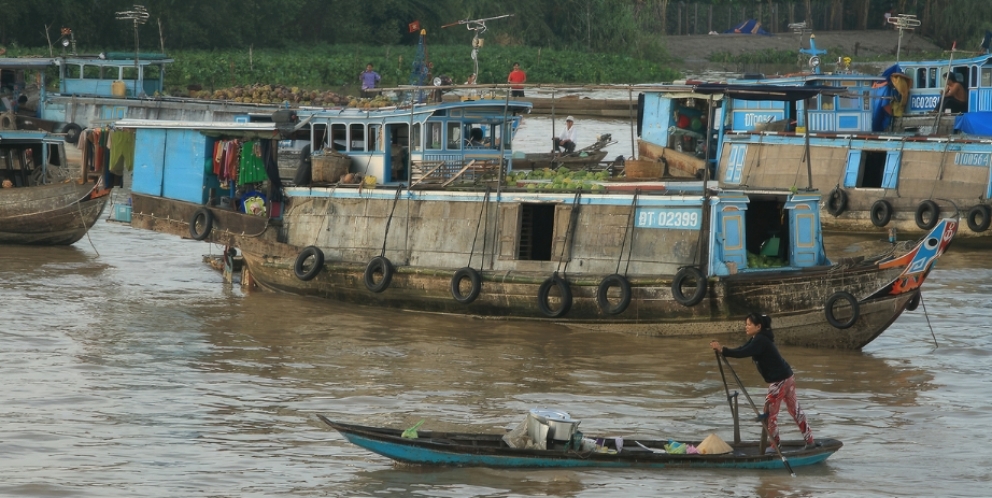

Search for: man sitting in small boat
xmin=936 ymin=73 xmax=968 ymax=114
xmin=553 ymin=116 xmax=577 ymax=154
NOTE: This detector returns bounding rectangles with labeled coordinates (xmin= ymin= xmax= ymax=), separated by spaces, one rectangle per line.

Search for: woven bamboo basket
xmin=311 ymin=151 xmax=351 ymax=183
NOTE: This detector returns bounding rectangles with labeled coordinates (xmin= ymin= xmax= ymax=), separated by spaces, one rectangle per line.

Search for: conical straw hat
xmin=697 ymin=433 xmax=733 ymax=455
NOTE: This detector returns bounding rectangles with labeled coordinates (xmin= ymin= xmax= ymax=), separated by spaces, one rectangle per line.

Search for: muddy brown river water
xmin=2 ymin=118 xmax=991 ymax=497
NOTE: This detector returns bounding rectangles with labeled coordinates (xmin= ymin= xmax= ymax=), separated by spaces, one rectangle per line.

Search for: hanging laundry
xmin=108 ymin=129 xmax=136 ymax=175
xmin=238 ymin=140 xmax=268 ymax=185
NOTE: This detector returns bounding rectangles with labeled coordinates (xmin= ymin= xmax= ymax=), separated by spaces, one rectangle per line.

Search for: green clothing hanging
xmin=238 ymin=140 xmax=268 ymax=185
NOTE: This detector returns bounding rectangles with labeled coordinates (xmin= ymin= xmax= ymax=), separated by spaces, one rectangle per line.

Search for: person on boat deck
xmin=467 ymin=127 xmax=485 ymax=146
xmin=359 ymin=63 xmax=381 ymax=99
xmin=710 ymin=313 xmax=816 ymax=452
xmin=553 ymin=116 xmax=577 ymax=154
xmin=507 ymin=62 xmax=526 ymax=97
xmin=936 ymin=73 xmax=968 ymax=114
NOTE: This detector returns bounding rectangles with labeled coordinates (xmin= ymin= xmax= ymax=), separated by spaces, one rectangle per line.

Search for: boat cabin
xmin=290 ymin=99 xmax=530 ymax=184
xmin=58 ymin=53 xmax=172 ymax=98
xmin=0 ymin=130 xmax=70 ymax=187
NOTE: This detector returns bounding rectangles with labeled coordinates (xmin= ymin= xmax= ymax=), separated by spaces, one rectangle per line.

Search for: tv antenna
xmin=116 ymin=4 xmax=150 ymax=95
xmin=888 ymin=14 xmax=921 ymax=63
xmin=442 ymin=14 xmax=512 ymax=82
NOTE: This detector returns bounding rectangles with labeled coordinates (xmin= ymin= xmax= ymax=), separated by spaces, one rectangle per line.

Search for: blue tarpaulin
xmin=724 ymin=19 xmax=772 ymax=36
xmin=954 ymin=112 xmax=992 ymax=136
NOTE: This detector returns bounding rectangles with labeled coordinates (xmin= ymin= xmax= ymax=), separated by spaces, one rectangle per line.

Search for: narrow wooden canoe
xmin=319 ymin=416 xmax=841 ymax=470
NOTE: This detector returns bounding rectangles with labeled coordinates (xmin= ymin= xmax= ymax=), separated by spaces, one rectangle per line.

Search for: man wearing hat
xmin=553 ymin=116 xmax=578 ymax=154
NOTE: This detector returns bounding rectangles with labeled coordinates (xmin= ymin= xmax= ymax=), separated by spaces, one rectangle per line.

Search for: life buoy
xmin=189 ymin=208 xmax=214 ymax=240
xmin=966 ymin=204 xmax=992 ymax=233
xmin=870 ymin=199 xmax=893 ymax=227
xmin=914 ymin=200 xmax=940 ymax=230
xmin=363 ymin=256 xmax=393 ymax=293
xmin=537 ymin=275 xmax=572 ymax=318
xmin=450 ymin=267 xmax=482 ymax=304
xmin=62 ymin=123 xmax=83 ymax=145
xmin=596 ymin=274 xmax=632 ymax=315
xmin=905 ymin=291 xmax=921 ymax=312
xmin=672 ymin=267 xmax=707 ymax=307
xmin=824 ymin=291 xmax=860 ymax=329
xmin=294 ymin=246 xmax=325 ymax=281
xmin=0 ymin=112 xmax=16 ymax=130
xmin=826 ymin=188 xmax=847 ymax=216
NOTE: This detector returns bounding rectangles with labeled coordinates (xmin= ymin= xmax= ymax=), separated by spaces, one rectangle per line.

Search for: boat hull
xmin=0 ymin=182 xmax=108 ymax=245
xmin=129 ymin=188 xmax=949 ymax=350
xmin=320 ymin=418 xmax=841 ymax=470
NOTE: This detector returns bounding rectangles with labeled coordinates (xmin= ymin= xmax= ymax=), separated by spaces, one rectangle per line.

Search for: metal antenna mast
xmin=888 ymin=14 xmax=921 ymax=63
xmin=442 ymin=14 xmax=512 ymax=81
xmin=116 ymin=4 xmax=150 ymax=95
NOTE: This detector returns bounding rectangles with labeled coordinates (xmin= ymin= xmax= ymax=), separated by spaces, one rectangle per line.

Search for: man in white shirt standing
xmin=553 ymin=116 xmax=577 ymax=153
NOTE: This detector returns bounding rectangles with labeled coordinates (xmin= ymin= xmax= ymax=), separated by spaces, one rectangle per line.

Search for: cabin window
xmin=971 ymin=67 xmax=978 ymax=87
xmin=426 ymin=122 xmax=442 ymax=150
xmin=838 ymin=94 xmax=862 ymax=110
xmin=930 ymin=68 xmax=939 ymax=88
xmin=412 ymin=123 xmax=422 ymax=151
xmin=517 ymin=203 xmax=556 ymax=261
xmin=846 ymin=150 xmax=886 ymax=188
xmin=368 ymin=124 xmax=380 ymax=151
xmin=820 ymin=96 xmax=834 ymax=111
xmin=46 ymin=144 xmax=62 ymax=167
xmin=122 ymin=66 xmax=139 ymax=80
xmin=982 ymin=68 xmax=992 ymax=87
xmin=744 ymin=197 xmax=790 ymax=267
xmin=447 ymin=122 xmax=462 ymax=149
xmin=330 ymin=124 xmax=347 ymax=151
xmin=349 ymin=124 xmax=365 ymax=152
xmin=65 ymin=65 xmax=82 ymax=79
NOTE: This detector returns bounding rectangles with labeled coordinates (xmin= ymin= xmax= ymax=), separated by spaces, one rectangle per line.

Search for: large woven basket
xmin=312 ymin=151 xmax=351 ymax=183
xmin=624 ymin=159 xmax=664 ymax=180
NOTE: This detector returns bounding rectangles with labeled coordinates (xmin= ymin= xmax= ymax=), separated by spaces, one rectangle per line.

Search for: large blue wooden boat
xmin=636 ymin=39 xmax=992 ymax=238
xmin=318 ymin=416 xmax=841 ymax=470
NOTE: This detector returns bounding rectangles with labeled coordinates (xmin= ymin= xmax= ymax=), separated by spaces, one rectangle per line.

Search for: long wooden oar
xmin=718 ymin=352 xmax=796 ymax=477
xmin=714 ymin=351 xmax=740 ymax=443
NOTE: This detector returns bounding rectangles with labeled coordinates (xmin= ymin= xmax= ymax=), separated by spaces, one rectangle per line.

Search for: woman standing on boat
xmin=710 ymin=313 xmax=816 ymax=452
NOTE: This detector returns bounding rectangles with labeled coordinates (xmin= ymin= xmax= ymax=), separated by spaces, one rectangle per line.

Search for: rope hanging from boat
xmin=380 ymin=187 xmax=404 ymax=258
xmin=76 ymin=193 xmax=100 ymax=257
xmin=555 ymin=190 xmax=582 ymax=277
xmin=919 ymin=291 xmax=939 ymax=348
xmin=615 ymin=189 xmax=640 ymax=276
xmin=466 ymin=186 xmax=491 ymax=268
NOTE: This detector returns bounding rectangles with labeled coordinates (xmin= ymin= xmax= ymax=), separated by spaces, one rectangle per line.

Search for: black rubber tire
xmin=189 ymin=208 xmax=214 ymax=241
xmin=596 ymin=274 xmax=632 ymax=315
xmin=62 ymin=123 xmax=83 ymax=145
xmin=966 ymin=204 xmax=992 ymax=233
xmin=914 ymin=200 xmax=940 ymax=230
xmin=905 ymin=291 xmax=922 ymax=312
xmin=537 ymin=275 xmax=573 ymax=318
xmin=826 ymin=187 xmax=848 ymax=216
xmin=450 ymin=267 xmax=482 ymax=304
xmin=363 ymin=256 xmax=393 ymax=293
xmin=0 ymin=112 xmax=16 ymax=130
xmin=825 ymin=291 xmax=860 ymax=329
xmin=870 ymin=199 xmax=893 ymax=227
xmin=672 ymin=267 xmax=707 ymax=307
xmin=294 ymin=246 xmax=325 ymax=281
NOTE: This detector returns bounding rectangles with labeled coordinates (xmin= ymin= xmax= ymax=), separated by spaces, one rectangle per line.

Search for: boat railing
xmin=410 ymin=158 xmax=502 ymax=188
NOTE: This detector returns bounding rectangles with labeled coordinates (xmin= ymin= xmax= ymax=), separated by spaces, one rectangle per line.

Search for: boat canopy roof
xmin=0 ymin=58 xmax=58 ymax=70
xmin=0 ymin=129 xmax=59 ymax=143
xmin=689 ymin=83 xmax=851 ymax=101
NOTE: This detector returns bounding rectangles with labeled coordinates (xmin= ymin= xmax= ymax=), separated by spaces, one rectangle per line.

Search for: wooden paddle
xmin=717 ymin=352 xmax=796 ymax=477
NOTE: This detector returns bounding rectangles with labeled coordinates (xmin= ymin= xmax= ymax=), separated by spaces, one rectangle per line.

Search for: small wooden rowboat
xmin=318 ymin=416 xmax=841 ymax=470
